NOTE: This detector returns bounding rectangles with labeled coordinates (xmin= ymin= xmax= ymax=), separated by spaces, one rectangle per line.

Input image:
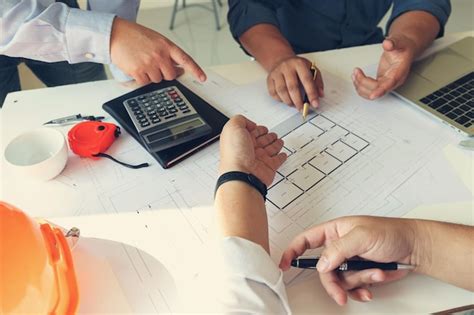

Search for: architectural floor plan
xmin=268 ymin=113 xmax=370 ymax=211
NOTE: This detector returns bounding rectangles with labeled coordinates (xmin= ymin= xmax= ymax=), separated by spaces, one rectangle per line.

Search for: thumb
xmin=383 ymin=35 xmax=407 ymax=52
xmin=317 ymin=226 xmax=372 ymax=273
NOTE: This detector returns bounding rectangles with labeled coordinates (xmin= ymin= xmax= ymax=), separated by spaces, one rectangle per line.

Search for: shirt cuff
xmin=220 ymin=237 xmax=290 ymax=312
xmin=65 ymin=8 xmax=115 ymax=64
xmin=388 ymin=1 xmax=451 ymax=37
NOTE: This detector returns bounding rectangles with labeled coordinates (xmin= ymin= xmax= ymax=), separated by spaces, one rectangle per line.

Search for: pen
xmin=43 ymin=114 xmax=105 ymax=126
xmin=302 ymin=62 xmax=318 ymax=121
xmin=291 ymin=258 xmax=415 ymax=271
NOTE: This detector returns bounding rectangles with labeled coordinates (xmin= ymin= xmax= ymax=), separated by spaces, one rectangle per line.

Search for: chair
xmin=169 ymin=0 xmax=223 ymax=31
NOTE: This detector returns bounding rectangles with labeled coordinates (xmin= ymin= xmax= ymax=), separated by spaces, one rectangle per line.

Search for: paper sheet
xmin=443 ymin=144 xmax=474 ymax=195
xmin=76 ymin=238 xmax=179 ymax=313
xmin=2 ymin=68 xmax=471 ymax=301
xmin=224 ymin=72 xmax=472 ymax=283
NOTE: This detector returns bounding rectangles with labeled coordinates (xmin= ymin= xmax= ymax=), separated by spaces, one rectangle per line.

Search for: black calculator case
xmin=103 ymin=80 xmax=229 ymax=169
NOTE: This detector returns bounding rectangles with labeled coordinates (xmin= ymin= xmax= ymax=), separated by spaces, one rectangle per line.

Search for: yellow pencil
xmin=302 ymin=62 xmax=317 ymax=121
xmin=302 ymin=102 xmax=310 ymax=121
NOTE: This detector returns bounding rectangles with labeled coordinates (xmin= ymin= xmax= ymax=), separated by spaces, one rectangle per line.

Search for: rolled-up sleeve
xmin=216 ymin=237 xmax=291 ymax=314
xmin=388 ymin=0 xmax=451 ymax=37
xmin=0 ymin=0 xmax=115 ymax=64
xmin=227 ymin=0 xmax=280 ymax=41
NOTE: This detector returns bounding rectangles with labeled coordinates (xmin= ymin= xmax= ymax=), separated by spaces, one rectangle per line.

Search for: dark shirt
xmin=228 ymin=0 xmax=451 ymax=54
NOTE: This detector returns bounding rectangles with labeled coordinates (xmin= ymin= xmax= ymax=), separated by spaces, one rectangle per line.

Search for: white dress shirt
xmin=0 ymin=0 xmax=139 ymax=80
xmin=217 ymin=237 xmax=291 ymax=314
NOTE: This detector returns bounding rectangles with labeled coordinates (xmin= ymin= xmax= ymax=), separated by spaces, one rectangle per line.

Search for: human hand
xmin=110 ymin=18 xmax=206 ymax=85
xmin=219 ymin=115 xmax=287 ymax=187
xmin=352 ymin=34 xmax=417 ymax=100
xmin=280 ymin=216 xmax=418 ymax=305
xmin=267 ymin=56 xmax=324 ymax=111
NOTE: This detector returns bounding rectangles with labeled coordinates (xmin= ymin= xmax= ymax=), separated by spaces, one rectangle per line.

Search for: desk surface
xmin=1 ymin=31 xmax=473 ymax=314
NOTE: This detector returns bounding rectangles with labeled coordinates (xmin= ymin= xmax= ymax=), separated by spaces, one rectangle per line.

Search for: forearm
xmin=239 ymin=24 xmax=295 ymax=72
xmin=388 ymin=11 xmax=440 ymax=58
xmin=215 ymin=181 xmax=270 ymax=253
xmin=413 ymin=220 xmax=474 ymax=291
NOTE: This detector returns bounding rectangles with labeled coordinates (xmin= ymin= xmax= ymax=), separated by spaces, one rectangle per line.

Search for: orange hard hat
xmin=0 ymin=201 xmax=79 ymax=314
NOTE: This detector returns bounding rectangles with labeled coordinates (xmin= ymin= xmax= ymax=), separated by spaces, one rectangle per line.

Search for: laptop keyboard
xmin=419 ymin=71 xmax=474 ymax=128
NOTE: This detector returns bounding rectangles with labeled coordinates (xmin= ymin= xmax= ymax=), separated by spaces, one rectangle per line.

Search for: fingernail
xmin=311 ymin=100 xmax=318 ymax=108
xmin=361 ymin=292 xmax=372 ymax=302
xmin=371 ymin=273 xmax=384 ymax=282
xmin=351 ymin=74 xmax=356 ymax=81
xmin=200 ymin=75 xmax=206 ymax=82
xmin=316 ymin=256 xmax=329 ymax=272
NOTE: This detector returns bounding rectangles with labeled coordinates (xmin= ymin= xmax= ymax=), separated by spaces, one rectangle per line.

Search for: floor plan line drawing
xmin=4 ymin=70 xmax=470 ymax=289
xmin=267 ymin=112 xmax=371 ymax=212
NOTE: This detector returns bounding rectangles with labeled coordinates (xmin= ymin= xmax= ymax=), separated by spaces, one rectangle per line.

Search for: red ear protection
xmin=67 ymin=121 xmax=120 ymax=159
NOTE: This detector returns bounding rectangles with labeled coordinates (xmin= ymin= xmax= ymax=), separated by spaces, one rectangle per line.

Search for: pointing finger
xmin=170 ymin=46 xmax=207 ymax=82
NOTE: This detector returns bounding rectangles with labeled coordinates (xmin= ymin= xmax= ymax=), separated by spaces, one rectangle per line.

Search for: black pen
xmin=291 ymin=258 xmax=415 ymax=271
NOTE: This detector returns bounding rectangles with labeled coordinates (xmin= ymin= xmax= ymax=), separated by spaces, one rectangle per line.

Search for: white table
xmin=1 ymin=31 xmax=473 ymax=314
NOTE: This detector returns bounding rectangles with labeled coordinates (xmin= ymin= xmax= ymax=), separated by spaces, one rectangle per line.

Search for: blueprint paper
xmin=2 ymin=70 xmax=470 ymax=287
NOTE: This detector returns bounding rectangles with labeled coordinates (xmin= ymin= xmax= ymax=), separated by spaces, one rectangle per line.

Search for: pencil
xmin=302 ymin=62 xmax=318 ymax=121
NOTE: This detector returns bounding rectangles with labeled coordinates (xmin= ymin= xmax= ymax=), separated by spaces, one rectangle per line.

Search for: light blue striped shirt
xmin=0 ymin=0 xmax=140 ymax=80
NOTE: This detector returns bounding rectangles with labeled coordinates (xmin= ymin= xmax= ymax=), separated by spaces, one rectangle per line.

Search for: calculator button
xmin=179 ymin=106 xmax=189 ymax=111
xmin=182 ymin=110 xmax=191 ymax=114
xmin=165 ymin=101 xmax=172 ymax=106
xmin=169 ymin=108 xmax=178 ymax=113
xmin=159 ymin=111 xmax=168 ymax=117
xmin=138 ymin=96 xmax=146 ymax=100
xmin=152 ymin=118 xmax=161 ymax=124
xmin=141 ymin=122 xmax=151 ymax=127
xmin=174 ymin=97 xmax=182 ymax=102
xmin=164 ymin=114 xmax=177 ymax=120
xmin=137 ymin=114 xmax=145 ymax=119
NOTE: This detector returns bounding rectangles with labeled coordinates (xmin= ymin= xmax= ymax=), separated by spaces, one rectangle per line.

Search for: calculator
xmin=124 ymin=86 xmax=212 ymax=151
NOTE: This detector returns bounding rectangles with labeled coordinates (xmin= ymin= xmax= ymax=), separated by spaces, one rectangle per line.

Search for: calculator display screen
xmin=170 ymin=118 xmax=203 ymax=135
xmin=147 ymin=118 xmax=204 ymax=143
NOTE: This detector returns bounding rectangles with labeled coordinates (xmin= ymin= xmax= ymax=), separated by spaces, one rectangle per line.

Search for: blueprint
xmin=1 ymin=70 xmax=471 ymax=290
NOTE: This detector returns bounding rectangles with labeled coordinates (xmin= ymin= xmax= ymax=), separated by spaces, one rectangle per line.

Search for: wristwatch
xmin=215 ymin=171 xmax=268 ymax=201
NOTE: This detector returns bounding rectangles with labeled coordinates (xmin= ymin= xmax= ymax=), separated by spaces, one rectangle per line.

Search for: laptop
xmin=394 ymin=36 xmax=473 ymax=136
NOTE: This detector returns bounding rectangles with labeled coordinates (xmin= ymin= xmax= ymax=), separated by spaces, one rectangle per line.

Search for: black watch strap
xmin=215 ymin=171 xmax=268 ymax=201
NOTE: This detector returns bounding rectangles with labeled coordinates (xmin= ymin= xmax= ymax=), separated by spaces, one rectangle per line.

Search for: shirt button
xmin=84 ymin=52 xmax=95 ymax=59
